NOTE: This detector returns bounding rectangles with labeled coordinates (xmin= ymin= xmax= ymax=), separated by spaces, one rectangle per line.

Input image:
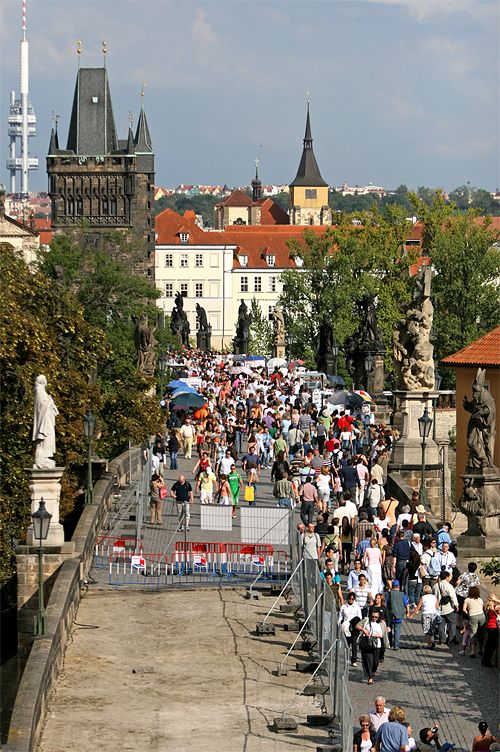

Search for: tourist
xmin=433 ymin=570 xmax=459 ymax=644
xmin=363 ymin=538 xmax=384 ymax=597
xmin=356 ymin=608 xmax=389 ymax=685
xmin=375 ymin=707 xmax=409 ymax=752
xmin=347 ymin=559 xmax=369 ymax=591
xmin=179 ymin=416 xmax=196 ymax=459
xmin=340 ymin=516 xmax=353 ymax=572
xmin=368 ymin=697 xmax=391 ymax=732
xmin=316 ymin=466 xmax=334 ymax=512
xmin=339 ymin=592 xmax=362 ymax=666
xmin=460 ymin=586 xmax=484 ymax=657
xmin=300 ymin=522 xmax=321 ymax=561
xmin=434 ymin=541 xmax=456 ymax=575
xmin=167 ymin=429 xmax=180 ymax=470
xmin=455 ymin=562 xmax=480 ymax=625
xmin=353 ymin=715 xmax=376 ymax=752
xmin=412 ymin=584 xmax=440 ymax=649
xmin=354 ymin=573 xmax=373 ymax=617
xmin=299 ymin=477 xmax=318 ymax=526
xmin=218 ymin=473 xmax=231 ymax=506
xmin=471 ymin=722 xmax=498 ymax=751
xmin=170 ymin=474 xmax=194 ymax=532
xmin=481 ymin=593 xmax=500 ymax=667
xmin=228 ymin=463 xmax=243 ymax=518
xmin=273 ymin=470 xmax=298 ymax=509
xmin=149 ymin=473 xmax=164 ymax=526
xmin=387 ymin=580 xmax=410 ymax=650
xmin=195 ymin=466 xmax=218 ymax=505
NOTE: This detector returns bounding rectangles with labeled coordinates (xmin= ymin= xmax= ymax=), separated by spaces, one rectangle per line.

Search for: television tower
xmin=6 ymin=0 xmax=38 ymax=196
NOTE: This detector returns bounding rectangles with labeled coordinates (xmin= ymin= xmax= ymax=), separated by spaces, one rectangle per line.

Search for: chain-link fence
xmin=289 ymin=517 xmax=353 ymax=749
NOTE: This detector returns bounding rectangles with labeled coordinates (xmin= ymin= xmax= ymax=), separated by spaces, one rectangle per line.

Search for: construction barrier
xmin=95 ymin=535 xmax=142 ymax=568
xmin=107 ymin=542 xmax=290 ymax=588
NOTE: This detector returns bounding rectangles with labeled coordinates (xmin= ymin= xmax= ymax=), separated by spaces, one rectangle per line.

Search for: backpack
xmin=427 ymin=552 xmax=442 ymax=577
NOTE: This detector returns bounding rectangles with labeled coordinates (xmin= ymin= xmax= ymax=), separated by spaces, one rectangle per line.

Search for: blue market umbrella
xmin=170 ymin=392 xmax=206 ymax=409
xmin=167 ymin=379 xmax=196 ymax=392
xmin=326 ymin=375 xmax=345 ymax=387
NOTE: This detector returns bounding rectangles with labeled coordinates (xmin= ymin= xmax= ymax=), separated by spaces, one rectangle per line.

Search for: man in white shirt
xmin=369 ymin=696 xmax=391 ymax=731
xmin=179 ymin=418 xmax=196 ymax=460
xmin=332 ymin=495 xmax=358 ymax=525
xmin=218 ymin=449 xmax=235 ymax=477
xmin=434 ymin=542 xmax=456 ymax=574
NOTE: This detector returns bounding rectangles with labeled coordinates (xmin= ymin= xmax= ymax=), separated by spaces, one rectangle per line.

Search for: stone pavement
xmin=347 ymin=615 xmax=499 ymax=750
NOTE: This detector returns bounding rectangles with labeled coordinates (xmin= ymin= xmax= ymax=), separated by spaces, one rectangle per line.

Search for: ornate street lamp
xmin=418 ymin=406 xmax=433 ymax=507
xmin=32 ymin=498 xmax=52 ymax=636
xmin=83 ymin=410 xmax=96 ymax=505
xmin=332 ymin=334 xmax=339 ymax=377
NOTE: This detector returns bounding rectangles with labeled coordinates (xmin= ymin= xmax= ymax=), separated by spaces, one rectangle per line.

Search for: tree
xmin=248 ymin=298 xmax=273 ymax=356
xmin=278 ymin=212 xmax=417 ymax=380
xmin=409 ymin=194 xmax=500 ymax=383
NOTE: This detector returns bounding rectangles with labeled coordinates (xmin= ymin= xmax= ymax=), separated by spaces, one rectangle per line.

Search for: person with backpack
xmin=420 ymin=538 xmax=441 ymax=589
xmin=433 ymin=571 xmax=459 ymax=644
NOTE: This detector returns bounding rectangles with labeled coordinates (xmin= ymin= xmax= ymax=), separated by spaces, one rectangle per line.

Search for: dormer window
xmin=239 ymin=255 xmax=248 ymax=267
xmin=267 ymin=254 xmax=276 ymax=267
xmin=179 ymin=232 xmax=189 ymax=243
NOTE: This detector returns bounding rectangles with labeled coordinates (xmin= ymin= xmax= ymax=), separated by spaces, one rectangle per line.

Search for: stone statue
xmin=196 ymin=303 xmax=212 ymax=351
xmin=345 ymin=295 xmax=386 ymax=390
xmin=32 ymin=375 xmax=59 ymax=469
xmin=272 ymin=307 xmax=285 ymax=345
xmin=463 ymin=368 xmax=497 ymax=470
xmin=134 ymin=315 xmax=158 ymax=376
xmin=170 ymin=291 xmax=191 ymax=347
xmin=316 ymin=316 xmax=335 ymax=375
xmin=392 ymin=267 xmax=435 ymax=391
xmin=234 ymin=299 xmax=251 ymax=354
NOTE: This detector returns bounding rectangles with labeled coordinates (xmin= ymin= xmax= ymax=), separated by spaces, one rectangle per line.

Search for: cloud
xmin=390 ymin=94 xmax=425 ymax=120
xmin=192 ymin=8 xmax=217 ymax=48
xmin=423 ymin=137 xmax=497 ymax=158
xmin=363 ymin=0 xmax=498 ymax=23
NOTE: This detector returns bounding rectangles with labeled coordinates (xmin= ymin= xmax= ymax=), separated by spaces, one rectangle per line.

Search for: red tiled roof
xmin=33 ymin=217 xmax=52 ymax=245
xmin=257 ymin=197 xmax=290 ymax=225
xmin=216 ymin=190 xmax=252 ymax=208
xmin=441 ymin=326 xmax=500 ymax=367
xmin=224 ymin=225 xmax=331 ymax=269
xmin=155 ymin=208 xmax=226 ymax=245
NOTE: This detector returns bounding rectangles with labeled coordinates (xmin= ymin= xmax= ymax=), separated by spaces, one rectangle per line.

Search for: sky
xmin=1 ymin=0 xmax=499 ymax=193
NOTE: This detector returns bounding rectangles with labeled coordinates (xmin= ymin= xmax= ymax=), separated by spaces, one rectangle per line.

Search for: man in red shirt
xmin=337 ymin=411 xmax=355 ymax=432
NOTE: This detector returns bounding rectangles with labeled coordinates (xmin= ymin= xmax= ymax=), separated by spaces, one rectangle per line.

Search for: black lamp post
xmin=364 ymin=352 xmax=375 ymax=390
xmin=418 ymin=405 xmax=433 ymax=506
xmin=83 ymin=410 xmax=96 ymax=505
xmin=286 ymin=331 xmax=293 ymax=359
xmin=32 ymin=498 xmax=52 ymax=636
xmin=332 ymin=334 xmax=338 ymax=377
xmin=433 ymin=366 xmax=442 ymax=441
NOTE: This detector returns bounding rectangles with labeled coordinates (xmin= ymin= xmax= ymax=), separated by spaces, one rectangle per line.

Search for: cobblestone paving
xmin=347 ymin=613 xmax=499 ymax=750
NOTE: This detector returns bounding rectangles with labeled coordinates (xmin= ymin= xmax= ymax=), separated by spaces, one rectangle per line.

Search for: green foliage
xmin=409 ymin=194 xmax=500 ymax=386
xmin=248 ymin=298 xmax=273 ymax=356
xmin=480 ymin=558 xmax=500 ymax=586
xmin=279 ymin=210 xmax=416 ymax=377
xmin=0 ymin=231 xmax=164 ymax=583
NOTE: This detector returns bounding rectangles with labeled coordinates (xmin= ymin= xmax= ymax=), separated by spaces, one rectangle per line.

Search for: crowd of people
xmin=148 ymin=349 xmax=499 ymax=736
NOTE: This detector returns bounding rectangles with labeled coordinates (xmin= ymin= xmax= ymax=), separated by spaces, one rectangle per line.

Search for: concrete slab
xmin=37 ymin=588 xmax=330 ymax=751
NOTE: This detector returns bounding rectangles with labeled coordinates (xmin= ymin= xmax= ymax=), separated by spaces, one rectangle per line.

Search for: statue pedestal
xmin=457 ymin=469 xmax=500 ymax=555
xmin=367 ymin=353 xmax=385 ymax=397
xmin=391 ymin=390 xmax=440 ymax=465
xmin=272 ymin=344 xmax=286 ymax=359
xmin=197 ymin=329 xmax=211 ymax=352
xmin=388 ymin=391 xmax=441 ymax=514
xmin=233 ymin=337 xmax=248 ymax=356
xmin=25 ymin=467 xmax=65 ymax=547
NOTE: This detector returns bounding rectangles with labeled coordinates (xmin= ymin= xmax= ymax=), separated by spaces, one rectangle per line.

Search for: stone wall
xmin=6 ymin=446 xmax=143 ymax=752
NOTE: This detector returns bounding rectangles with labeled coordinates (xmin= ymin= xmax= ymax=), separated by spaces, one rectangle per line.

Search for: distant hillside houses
xmin=154 ymin=184 xmax=290 ymax=201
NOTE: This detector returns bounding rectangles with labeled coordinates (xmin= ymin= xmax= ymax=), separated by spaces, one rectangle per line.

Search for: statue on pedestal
xmin=32 ymin=375 xmax=59 ymax=469
xmin=392 ymin=267 xmax=435 ymax=391
xmin=234 ymin=299 xmax=251 ymax=354
xmin=463 ymin=368 xmax=497 ymax=471
xmin=134 ymin=314 xmax=158 ymax=376
xmin=316 ymin=316 xmax=335 ymax=375
xmin=272 ymin=306 xmax=286 ymax=358
xmin=345 ymin=295 xmax=386 ymax=390
xmin=170 ymin=291 xmax=190 ymax=347
xmin=196 ymin=303 xmax=212 ymax=351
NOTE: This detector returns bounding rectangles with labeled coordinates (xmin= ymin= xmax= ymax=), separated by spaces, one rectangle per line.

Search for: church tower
xmin=46 ymin=57 xmax=155 ymax=278
xmin=289 ymin=102 xmax=332 ymax=226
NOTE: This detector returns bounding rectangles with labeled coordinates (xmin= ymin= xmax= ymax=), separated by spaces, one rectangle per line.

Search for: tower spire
xmin=290 ymin=100 xmax=327 ymax=188
xmin=251 ymin=158 xmax=262 ymax=201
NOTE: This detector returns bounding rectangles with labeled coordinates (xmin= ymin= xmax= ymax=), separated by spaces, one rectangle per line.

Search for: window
xmin=195 ymin=282 xmax=203 ymax=298
xmin=180 ymin=253 xmax=188 ymax=268
xmin=268 ymin=276 xmax=277 ymax=293
xmin=165 ymin=254 xmax=173 ymax=267
xmin=305 ymin=189 xmax=317 ymax=199
xmin=254 ymin=276 xmax=262 ymax=293
xmin=267 ymin=255 xmax=275 ymax=267
xmin=195 ymin=253 xmax=203 ymax=267
xmin=240 ymin=276 xmax=248 ymax=293
xmin=179 ymin=232 xmax=189 ymax=243
xmin=180 ymin=282 xmax=188 ymax=297
xmin=239 ymin=255 xmax=248 ymax=267
xmin=268 ymin=305 xmax=275 ymax=321
xmin=165 ymin=283 xmax=173 ymax=297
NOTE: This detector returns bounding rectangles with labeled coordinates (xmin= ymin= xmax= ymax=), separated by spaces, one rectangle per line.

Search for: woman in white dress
xmin=363 ymin=538 xmax=384 ymax=597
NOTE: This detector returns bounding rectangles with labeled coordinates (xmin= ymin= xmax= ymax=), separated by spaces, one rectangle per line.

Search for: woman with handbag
xmin=149 ymin=473 xmax=165 ymax=526
xmin=355 ymin=608 xmax=389 ymax=684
